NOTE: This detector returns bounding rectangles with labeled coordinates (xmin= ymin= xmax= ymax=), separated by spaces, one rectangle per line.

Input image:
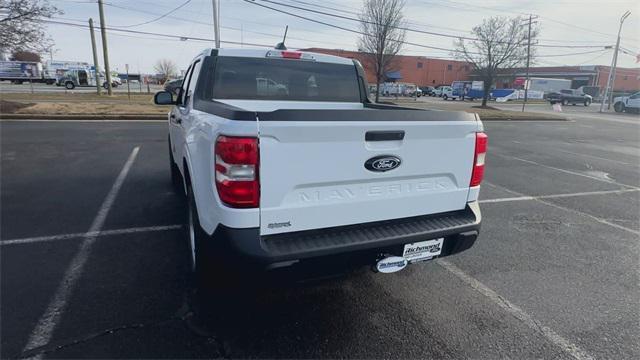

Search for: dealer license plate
xmin=402 ymin=238 xmax=444 ymax=263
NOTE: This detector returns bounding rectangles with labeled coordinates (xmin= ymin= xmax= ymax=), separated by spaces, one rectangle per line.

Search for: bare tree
xmin=358 ymin=0 xmax=406 ymax=103
xmin=453 ymin=16 xmax=537 ymax=107
xmin=0 ymin=0 xmax=61 ymax=55
xmin=154 ymin=59 xmax=178 ymax=83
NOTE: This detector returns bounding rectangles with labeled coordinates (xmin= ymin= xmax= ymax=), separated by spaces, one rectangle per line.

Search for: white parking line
xmin=480 ymin=188 xmax=640 ymax=204
xmin=22 ymin=146 xmax=140 ymax=356
xmin=492 ymin=152 xmax=638 ymax=189
xmin=438 ymin=259 xmax=594 ymax=360
xmin=0 ymin=225 xmax=182 ymax=247
xmin=484 ymin=182 xmax=640 ymax=236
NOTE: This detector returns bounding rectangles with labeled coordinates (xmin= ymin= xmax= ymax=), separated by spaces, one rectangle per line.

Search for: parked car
xmin=153 ymin=47 xmax=486 ymax=288
xmin=441 ymin=86 xmax=458 ymax=100
xmin=164 ymin=78 xmax=183 ymax=94
xmin=546 ymin=89 xmax=592 ymax=106
xmin=420 ymin=86 xmax=435 ymax=96
xmin=613 ymin=91 xmax=640 ymax=113
xmin=433 ymin=86 xmax=451 ymax=97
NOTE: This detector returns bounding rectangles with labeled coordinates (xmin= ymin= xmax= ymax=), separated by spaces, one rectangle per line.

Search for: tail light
xmin=215 ymin=136 xmax=259 ymax=208
xmin=470 ymin=132 xmax=488 ymax=187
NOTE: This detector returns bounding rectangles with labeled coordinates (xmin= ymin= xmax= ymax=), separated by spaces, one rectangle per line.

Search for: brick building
xmin=302 ymin=48 xmax=473 ymax=87
xmin=303 ymin=48 xmax=640 ymax=94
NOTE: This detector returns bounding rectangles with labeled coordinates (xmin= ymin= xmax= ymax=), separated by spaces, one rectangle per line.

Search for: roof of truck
xmin=200 ymin=48 xmax=355 ymax=65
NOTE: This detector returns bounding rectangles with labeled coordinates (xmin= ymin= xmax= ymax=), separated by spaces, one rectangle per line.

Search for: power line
xmin=242 ymin=0 xmax=613 ymax=58
xmin=117 ymin=0 xmax=192 ymax=28
xmin=251 ymin=0 xmax=607 ymax=48
xmin=428 ymin=0 xmax=640 ymax=43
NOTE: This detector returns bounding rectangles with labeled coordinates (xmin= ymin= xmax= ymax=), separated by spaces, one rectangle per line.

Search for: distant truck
xmin=0 ymin=61 xmax=56 ymax=84
xmin=380 ymin=82 xmax=420 ymax=97
xmin=44 ymin=60 xmax=91 ymax=83
xmin=613 ymin=91 xmax=640 ymax=113
xmin=523 ymin=77 xmax=572 ymax=95
xmin=452 ymin=81 xmax=485 ymax=100
xmin=56 ymin=68 xmax=121 ymax=89
xmin=546 ymin=89 xmax=592 ymax=106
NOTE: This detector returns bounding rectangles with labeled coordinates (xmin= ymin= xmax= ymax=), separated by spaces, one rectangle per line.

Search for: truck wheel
xmin=614 ymin=102 xmax=625 ymax=113
xmin=65 ymin=82 xmax=75 ymax=90
xmin=561 ymin=99 xmax=568 ymax=106
xmin=168 ymin=136 xmax=183 ymax=195
xmin=443 ymin=95 xmax=448 ymax=100
xmin=186 ymin=185 xmax=233 ymax=293
xmin=584 ymin=99 xmax=591 ymax=106
xmin=103 ymin=82 xmax=109 ymax=89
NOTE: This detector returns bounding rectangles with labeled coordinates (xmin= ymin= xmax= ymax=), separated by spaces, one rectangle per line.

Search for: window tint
xmin=210 ymin=57 xmax=361 ymax=102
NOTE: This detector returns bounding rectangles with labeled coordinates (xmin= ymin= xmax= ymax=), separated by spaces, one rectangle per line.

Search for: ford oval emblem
xmin=365 ymin=155 xmax=401 ymax=172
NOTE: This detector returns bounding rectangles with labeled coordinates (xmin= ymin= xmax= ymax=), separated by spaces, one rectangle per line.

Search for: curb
xmin=1 ymin=113 xmax=166 ymax=120
xmin=479 ymin=117 xmax=568 ymax=121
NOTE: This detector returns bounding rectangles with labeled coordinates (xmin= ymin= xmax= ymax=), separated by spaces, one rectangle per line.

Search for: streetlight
xmin=600 ymin=10 xmax=631 ymax=113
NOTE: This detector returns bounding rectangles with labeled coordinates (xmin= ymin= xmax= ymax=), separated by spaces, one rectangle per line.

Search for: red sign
xmin=513 ymin=77 xmax=526 ymax=86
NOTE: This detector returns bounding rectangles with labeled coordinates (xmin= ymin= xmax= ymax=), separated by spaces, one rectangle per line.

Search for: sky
xmin=45 ymin=0 xmax=640 ymax=74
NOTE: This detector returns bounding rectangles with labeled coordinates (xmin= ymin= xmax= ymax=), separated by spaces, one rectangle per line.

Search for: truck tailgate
xmin=257 ymin=111 xmax=480 ymax=236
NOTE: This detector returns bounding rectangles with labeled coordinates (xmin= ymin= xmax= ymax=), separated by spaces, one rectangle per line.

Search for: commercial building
xmin=303 ymin=48 xmax=640 ymax=94
xmin=477 ymin=65 xmax=640 ymax=94
xmin=302 ymin=48 xmax=473 ymax=87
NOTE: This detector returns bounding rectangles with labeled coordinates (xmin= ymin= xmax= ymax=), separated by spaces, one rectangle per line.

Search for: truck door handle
xmin=365 ymin=130 xmax=405 ymax=141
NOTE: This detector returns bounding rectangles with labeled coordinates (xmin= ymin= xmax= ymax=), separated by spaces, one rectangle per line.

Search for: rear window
xmin=210 ymin=57 xmax=361 ymax=102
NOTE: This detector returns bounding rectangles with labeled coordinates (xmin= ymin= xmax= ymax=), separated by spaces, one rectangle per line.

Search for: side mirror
xmin=154 ymin=91 xmax=175 ymax=105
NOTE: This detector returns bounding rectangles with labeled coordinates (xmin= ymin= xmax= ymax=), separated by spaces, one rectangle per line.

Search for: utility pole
xmin=600 ymin=10 xmax=631 ymax=113
xmin=211 ymin=0 xmax=220 ymax=48
xmin=522 ymin=15 xmax=537 ymax=112
xmin=89 ymin=18 xmax=101 ymax=95
xmin=97 ymin=0 xmax=113 ymax=95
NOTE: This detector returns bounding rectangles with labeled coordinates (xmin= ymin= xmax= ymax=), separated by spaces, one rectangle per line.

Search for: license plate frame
xmin=402 ymin=238 xmax=444 ymax=263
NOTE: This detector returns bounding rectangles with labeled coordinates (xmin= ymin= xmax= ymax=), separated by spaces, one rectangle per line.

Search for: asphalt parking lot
xmin=1 ymin=114 xmax=639 ymax=359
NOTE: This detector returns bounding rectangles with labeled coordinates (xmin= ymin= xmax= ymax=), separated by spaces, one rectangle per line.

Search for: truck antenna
xmin=275 ymin=25 xmax=288 ymax=50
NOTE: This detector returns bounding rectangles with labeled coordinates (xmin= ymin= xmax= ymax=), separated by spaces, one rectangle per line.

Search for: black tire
xmin=65 ymin=82 xmax=75 ymax=90
xmin=168 ymin=136 xmax=184 ymax=194
xmin=572 ymin=103 xmax=576 ymax=106
xmin=614 ymin=102 xmax=625 ymax=113
xmin=186 ymin=185 xmax=238 ymax=295
xmin=584 ymin=99 xmax=591 ymax=106
xmin=443 ymin=94 xmax=448 ymax=100
xmin=103 ymin=82 xmax=109 ymax=89
xmin=561 ymin=99 xmax=568 ymax=106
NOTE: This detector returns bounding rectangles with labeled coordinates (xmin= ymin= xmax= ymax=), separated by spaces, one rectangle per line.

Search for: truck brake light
xmin=470 ymin=132 xmax=487 ymax=187
xmin=215 ymin=136 xmax=259 ymax=208
xmin=265 ymin=50 xmax=315 ymax=61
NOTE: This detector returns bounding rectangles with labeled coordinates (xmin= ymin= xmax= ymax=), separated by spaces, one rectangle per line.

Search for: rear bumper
xmin=208 ymin=202 xmax=481 ymax=269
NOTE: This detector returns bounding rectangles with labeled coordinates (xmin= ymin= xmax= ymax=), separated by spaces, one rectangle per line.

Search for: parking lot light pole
xmin=600 ymin=10 xmax=631 ymax=113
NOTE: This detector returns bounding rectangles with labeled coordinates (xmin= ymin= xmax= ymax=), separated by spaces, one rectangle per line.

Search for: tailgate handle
xmin=365 ymin=130 xmax=405 ymax=141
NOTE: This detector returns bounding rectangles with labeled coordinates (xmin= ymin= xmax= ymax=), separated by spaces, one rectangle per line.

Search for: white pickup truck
xmin=613 ymin=91 xmax=640 ymax=113
xmin=154 ymin=48 xmax=486 ymax=286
